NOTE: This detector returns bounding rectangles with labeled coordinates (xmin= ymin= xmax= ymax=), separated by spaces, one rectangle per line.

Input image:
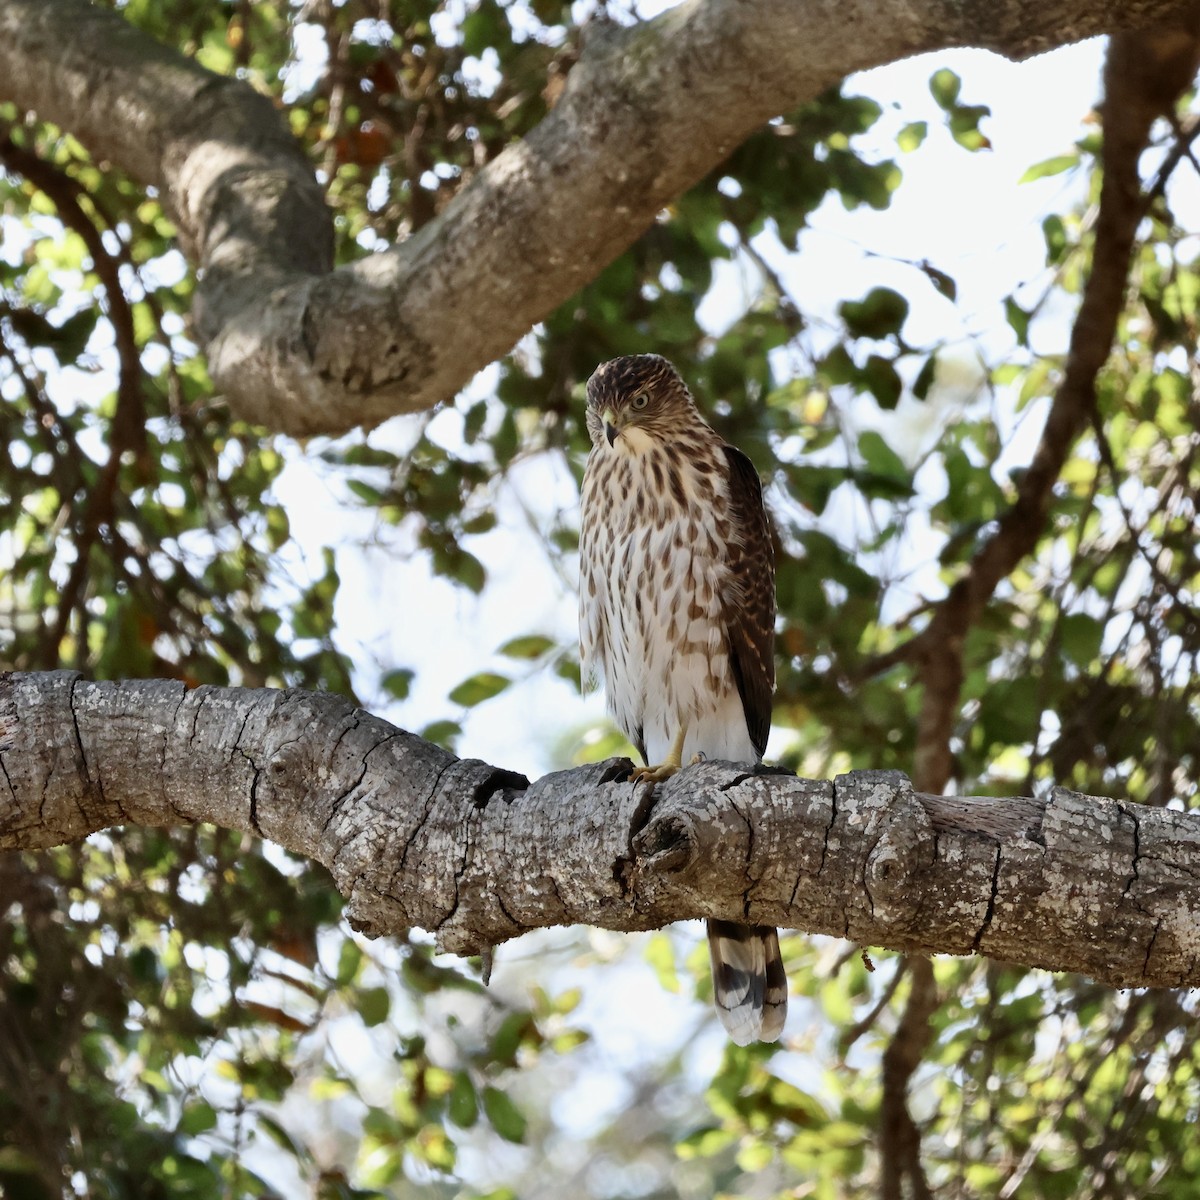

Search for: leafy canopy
xmin=0 ymin=1 xmax=1198 ymax=1197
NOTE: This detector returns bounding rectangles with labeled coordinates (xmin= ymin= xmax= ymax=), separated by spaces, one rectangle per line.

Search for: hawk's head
xmin=585 ymin=354 xmax=697 ymax=453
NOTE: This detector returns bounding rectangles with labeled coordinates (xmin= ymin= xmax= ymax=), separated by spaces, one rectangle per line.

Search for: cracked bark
xmin=3 ymin=671 xmax=1200 ymax=986
xmin=0 ymin=0 xmax=1198 ymax=435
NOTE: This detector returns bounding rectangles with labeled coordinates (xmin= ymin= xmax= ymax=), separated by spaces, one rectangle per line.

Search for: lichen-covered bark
xmin=2 ymin=670 xmax=1198 ymax=985
xmin=0 ymin=0 xmax=1196 ymax=435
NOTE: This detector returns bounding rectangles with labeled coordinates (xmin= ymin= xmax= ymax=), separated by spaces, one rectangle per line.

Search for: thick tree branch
xmin=3 ymin=671 xmax=1200 ymax=987
xmin=0 ymin=0 xmax=1197 ymax=435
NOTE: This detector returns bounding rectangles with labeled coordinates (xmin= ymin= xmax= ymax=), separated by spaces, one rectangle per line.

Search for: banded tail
xmin=707 ymin=920 xmax=787 ymax=1045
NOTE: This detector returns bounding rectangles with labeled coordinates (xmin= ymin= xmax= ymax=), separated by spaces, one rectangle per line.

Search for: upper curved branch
xmin=2 ymin=670 xmax=1199 ymax=989
xmin=1 ymin=0 xmax=1197 ymax=434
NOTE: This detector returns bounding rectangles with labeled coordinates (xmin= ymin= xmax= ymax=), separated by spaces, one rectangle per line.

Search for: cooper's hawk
xmin=579 ymin=354 xmax=786 ymax=1045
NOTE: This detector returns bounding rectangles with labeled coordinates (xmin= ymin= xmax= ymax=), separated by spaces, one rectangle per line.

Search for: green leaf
xmin=929 ymin=68 xmax=961 ymax=109
xmin=482 ymin=1086 xmax=527 ymax=1143
xmin=460 ymin=551 xmax=488 ymax=593
xmin=347 ymin=479 xmax=386 ymax=505
xmin=462 ymin=400 xmax=488 ymax=444
xmin=462 ymin=510 xmax=497 ymax=534
xmin=335 ymin=939 xmax=363 ymax=985
xmin=462 ymin=3 xmax=506 ymax=56
xmin=1042 ymin=214 xmax=1067 ymax=265
xmin=497 ymin=634 xmax=555 ymax=659
xmin=328 ymin=444 xmax=400 ymax=469
xmin=896 ymin=120 xmax=927 ymax=152
xmin=178 ymin=1101 xmax=218 ymax=1137
xmin=420 ymin=719 xmax=461 ymax=749
xmin=913 ymin=354 xmax=938 ymax=400
xmin=1020 ymin=152 xmax=1079 ymax=183
xmin=863 ymin=354 xmax=903 ymax=409
xmin=858 ymin=430 xmax=909 ymax=485
xmin=784 ymin=463 xmax=842 ymax=515
xmin=737 ymin=1140 xmax=775 ymax=1172
xmin=1016 ymin=357 xmax=1052 ymax=410
xmin=1005 ymin=296 xmax=1031 ymax=347
xmin=978 ymin=676 xmax=1040 ymax=746
xmin=644 ymin=932 xmax=680 ymax=993
xmin=839 ymin=287 xmax=909 ymax=340
xmin=449 ymin=1071 xmax=479 ymax=1128
xmin=819 ymin=343 xmax=859 ymax=385
xmin=380 ymin=668 xmax=414 ymax=700
xmin=448 ymin=671 xmax=511 ymax=707
xmin=922 ymin=262 xmax=957 ymax=301
xmin=45 ymin=307 xmax=99 ymax=359
xmin=256 ymin=1113 xmax=301 ymax=1155
xmin=127 ymin=944 xmax=160 ymax=983
xmin=21 ymin=261 xmax=57 ymax=305
xmin=555 ymin=658 xmax=582 ymax=690
xmin=357 ymin=986 xmax=390 ymax=1028
xmin=677 ymin=1124 xmax=736 ymax=1159
xmin=1060 ymin=613 xmax=1103 ymax=666
xmin=949 ymin=104 xmax=991 ymax=151
xmin=490 ymin=1010 xmax=537 ymax=1067
xmin=265 ymin=504 xmax=290 ymax=550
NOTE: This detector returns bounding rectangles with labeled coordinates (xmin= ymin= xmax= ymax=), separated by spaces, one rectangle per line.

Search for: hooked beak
xmin=602 ymin=406 xmax=619 ymax=448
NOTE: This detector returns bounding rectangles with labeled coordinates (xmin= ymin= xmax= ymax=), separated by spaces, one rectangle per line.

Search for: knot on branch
xmin=864 ymin=791 xmax=936 ymax=931
xmin=831 ymin=770 xmax=935 ymax=935
xmin=345 ymin=900 xmax=387 ymax=940
xmin=630 ymin=762 xmax=765 ymax=891
xmin=633 ymin=810 xmax=697 ymax=874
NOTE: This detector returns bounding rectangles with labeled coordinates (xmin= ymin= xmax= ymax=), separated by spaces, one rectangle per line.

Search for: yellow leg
xmin=631 ymin=724 xmax=688 ymax=784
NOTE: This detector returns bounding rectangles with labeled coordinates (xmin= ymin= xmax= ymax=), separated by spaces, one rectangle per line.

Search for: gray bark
xmin=0 ymin=0 xmax=1197 ymax=435
xmin=2 ymin=670 xmax=1198 ymax=988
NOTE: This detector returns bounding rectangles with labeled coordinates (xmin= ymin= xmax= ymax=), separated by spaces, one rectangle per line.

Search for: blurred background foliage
xmin=1 ymin=0 xmax=1199 ymax=1196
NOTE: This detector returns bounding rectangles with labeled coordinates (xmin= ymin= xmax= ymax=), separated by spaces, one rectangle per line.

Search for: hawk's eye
xmin=631 ymin=391 xmax=650 ymax=410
